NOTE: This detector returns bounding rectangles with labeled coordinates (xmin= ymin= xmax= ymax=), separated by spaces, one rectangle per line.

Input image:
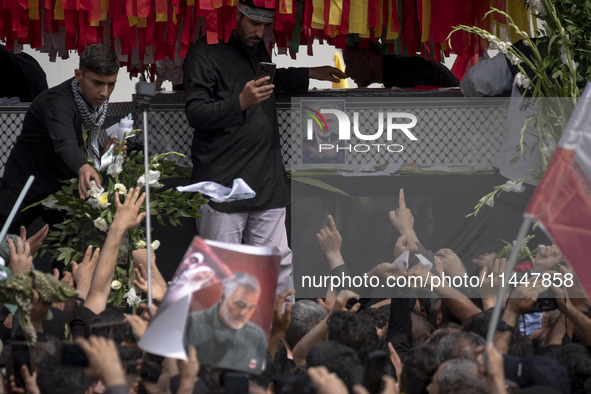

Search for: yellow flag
xmin=332 ymin=51 xmax=349 ymax=89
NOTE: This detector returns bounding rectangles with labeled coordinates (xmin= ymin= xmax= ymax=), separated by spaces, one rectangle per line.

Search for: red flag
xmin=525 ymin=87 xmax=591 ymax=299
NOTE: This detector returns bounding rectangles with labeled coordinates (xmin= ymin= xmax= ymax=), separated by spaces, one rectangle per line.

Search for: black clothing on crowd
xmin=382 ymin=55 xmax=459 ymax=88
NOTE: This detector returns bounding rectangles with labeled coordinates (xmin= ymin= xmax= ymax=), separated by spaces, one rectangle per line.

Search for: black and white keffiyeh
xmin=71 ymin=78 xmax=108 ymax=166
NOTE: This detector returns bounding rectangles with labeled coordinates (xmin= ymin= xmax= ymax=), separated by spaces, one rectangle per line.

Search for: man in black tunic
xmin=183 ymin=0 xmax=345 ymax=296
xmin=0 ymin=44 xmax=121 ymax=233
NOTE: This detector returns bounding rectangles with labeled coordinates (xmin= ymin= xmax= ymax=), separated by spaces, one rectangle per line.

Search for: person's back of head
xmin=431 ymin=359 xmax=488 ymax=394
xmin=553 ymin=343 xmax=591 ymax=394
xmin=327 ymin=311 xmax=379 ymax=363
xmin=436 ymin=331 xmax=485 ymax=364
xmin=284 ymin=300 xmax=327 ymax=350
xmin=399 ymin=344 xmax=438 ymax=394
xmin=427 ymin=326 xmax=460 ymax=348
xmin=306 ymin=340 xmax=361 ymax=390
xmin=358 ymin=304 xmax=389 ymax=332
xmin=79 ymin=44 xmax=119 ymax=76
xmin=36 ymin=353 xmax=92 ymax=394
xmin=411 ymin=311 xmax=434 ymax=345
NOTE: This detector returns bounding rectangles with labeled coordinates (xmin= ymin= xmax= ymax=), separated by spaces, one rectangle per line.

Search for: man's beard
xmin=244 ymin=38 xmax=261 ymax=56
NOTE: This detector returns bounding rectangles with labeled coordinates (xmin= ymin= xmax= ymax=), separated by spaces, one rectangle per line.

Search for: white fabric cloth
xmin=177 ymin=179 xmax=256 ymax=203
xmin=461 ymin=53 xmax=541 ymax=184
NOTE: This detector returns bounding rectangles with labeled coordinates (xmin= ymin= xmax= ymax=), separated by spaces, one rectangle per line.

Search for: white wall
xmin=23 ymin=40 xmax=457 ymax=102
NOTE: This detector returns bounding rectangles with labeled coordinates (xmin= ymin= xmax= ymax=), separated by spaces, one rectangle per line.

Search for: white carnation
xmin=111 ymin=280 xmax=123 ymax=290
xmin=88 ymin=180 xmax=104 ymax=199
xmin=114 ymin=183 xmax=127 ymax=195
xmin=124 ymin=287 xmax=141 ymax=307
xmin=151 ymin=240 xmax=161 ymax=250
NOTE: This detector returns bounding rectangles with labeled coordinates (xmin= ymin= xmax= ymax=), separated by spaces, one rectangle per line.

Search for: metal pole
xmin=0 ymin=176 xmax=35 ymax=244
xmin=142 ymin=109 xmax=153 ymax=310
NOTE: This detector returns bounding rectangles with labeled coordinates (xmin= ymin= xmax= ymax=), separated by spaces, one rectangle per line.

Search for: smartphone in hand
xmin=90 ymin=321 xmax=136 ymax=344
xmin=11 ymin=342 xmax=30 ymax=388
xmin=254 ymin=62 xmax=276 ymax=85
xmin=60 ymin=342 xmax=89 ymax=367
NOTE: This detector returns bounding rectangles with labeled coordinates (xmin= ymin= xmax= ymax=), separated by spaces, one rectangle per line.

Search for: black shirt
xmin=382 ymin=55 xmax=459 ymax=88
xmin=183 ymin=36 xmax=309 ymax=213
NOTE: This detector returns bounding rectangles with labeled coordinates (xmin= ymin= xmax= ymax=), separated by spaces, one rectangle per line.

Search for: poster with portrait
xmin=139 ymin=236 xmax=280 ymax=374
xmin=300 ymin=99 xmax=347 ymax=167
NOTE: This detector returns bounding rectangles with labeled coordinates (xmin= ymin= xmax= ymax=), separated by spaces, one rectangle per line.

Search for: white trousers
xmin=196 ymin=204 xmax=294 ymax=297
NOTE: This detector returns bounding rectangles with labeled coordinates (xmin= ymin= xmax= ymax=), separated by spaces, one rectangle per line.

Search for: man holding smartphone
xmin=183 ymin=0 xmax=345 ymax=297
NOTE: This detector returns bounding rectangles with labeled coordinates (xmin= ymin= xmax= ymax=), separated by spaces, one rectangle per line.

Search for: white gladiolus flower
xmin=111 ymin=280 xmax=123 ymax=290
xmin=503 ymin=181 xmax=526 ymax=193
xmin=542 ymin=138 xmax=557 ymax=158
xmin=513 ymin=73 xmax=530 ymax=89
xmin=508 ymin=53 xmax=522 ymax=66
xmin=93 ymin=217 xmax=108 ymax=232
xmin=151 ymin=240 xmax=161 ymax=250
xmin=124 ymin=287 xmax=141 ymax=307
xmin=137 ymin=170 xmax=161 ymax=187
xmin=114 ymin=183 xmax=127 ymax=195
xmin=497 ymin=41 xmax=507 ymax=54
xmin=136 ymin=240 xmax=147 ymax=249
xmin=480 ymin=195 xmax=494 ymax=208
xmin=107 ymin=154 xmax=124 ymax=177
xmin=42 ymin=195 xmax=70 ymax=211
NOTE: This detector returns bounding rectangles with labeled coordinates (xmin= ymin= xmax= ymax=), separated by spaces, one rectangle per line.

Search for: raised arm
xmin=389 ymin=189 xmax=419 ymax=246
xmin=84 ymin=187 xmax=146 ymax=314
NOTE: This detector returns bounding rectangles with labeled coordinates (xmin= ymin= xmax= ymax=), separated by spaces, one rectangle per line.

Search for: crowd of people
xmin=0 ymin=0 xmax=586 ymax=393
xmin=0 ymin=181 xmax=588 ymax=393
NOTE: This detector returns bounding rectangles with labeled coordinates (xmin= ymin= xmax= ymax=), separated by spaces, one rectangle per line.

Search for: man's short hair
xmin=285 ymin=300 xmax=327 ymax=349
xmin=79 ymin=44 xmax=119 ymax=76
xmin=221 ymin=272 xmax=260 ymax=298
xmin=436 ymin=359 xmax=488 ymax=393
xmin=436 ymin=331 xmax=485 ymax=364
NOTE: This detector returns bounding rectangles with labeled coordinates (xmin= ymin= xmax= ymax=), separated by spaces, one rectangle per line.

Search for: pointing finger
xmin=399 ymin=188 xmax=406 ymax=209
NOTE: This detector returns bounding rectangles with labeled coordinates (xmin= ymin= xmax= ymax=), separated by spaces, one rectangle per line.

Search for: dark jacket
xmin=0 ymin=78 xmax=87 ymax=216
xmin=183 ymin=36 xmax=309 ymax=212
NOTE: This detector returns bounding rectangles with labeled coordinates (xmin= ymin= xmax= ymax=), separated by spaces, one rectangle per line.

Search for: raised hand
xmin=472 ymin=252 xmax=496 ymax=270
xmin=8 ymin=238 xmax=32 ymax=276
xmin=479 ymin=258 xmax=508 ymax=308
xmin=388 ymin=189 xmax=418 ymax=245
xmin=316 ymin=215 xmax=342 ymax=256
xmin=394 ymin=234 xmax=418 ymax=259
xmin=20 ymin=224 xmax=49 ymax=257
xmin=133 ymin=264 xmax=167 ymax=304
xmin=111 ymin=187 xmax=146 ymax=232
xmin=534 ymin=244 xmax=563 ymax=271
xmin=434 ymin=248 xmax=466 ymax=277
xmin=71 ymin=245 xmax=100 ymax=300
xmin=76 ymin=336 xmax=126 ymax=389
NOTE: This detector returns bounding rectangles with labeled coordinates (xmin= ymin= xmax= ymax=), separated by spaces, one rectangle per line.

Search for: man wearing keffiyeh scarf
xmin=0 ymin=44 xmax=121 ymax=233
